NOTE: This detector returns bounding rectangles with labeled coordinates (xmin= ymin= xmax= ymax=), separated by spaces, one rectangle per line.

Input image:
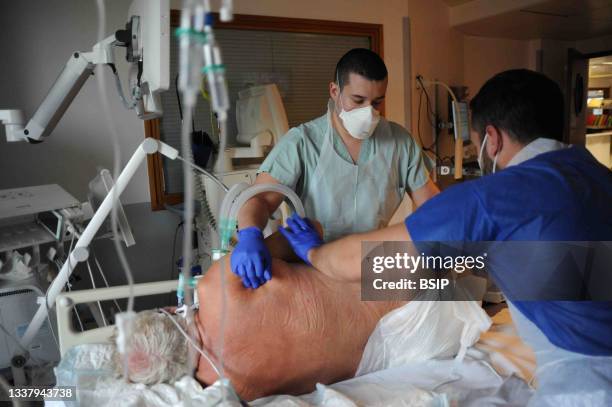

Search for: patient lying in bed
xmin=195 ymin=257 xmax=404 ymax=400
xmin=113 ymin=228 xmax=405 ymax=401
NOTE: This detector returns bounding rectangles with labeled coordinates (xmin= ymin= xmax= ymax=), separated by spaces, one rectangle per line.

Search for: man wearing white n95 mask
xmin=232 ymin=48 xmax=439 ymax=289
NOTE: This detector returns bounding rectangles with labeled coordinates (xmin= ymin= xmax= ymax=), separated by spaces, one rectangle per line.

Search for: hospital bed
xmin=49 ymin=281 xmax=536 ymax=406
xmin=55 ymin=280 xmax=177 ymax=357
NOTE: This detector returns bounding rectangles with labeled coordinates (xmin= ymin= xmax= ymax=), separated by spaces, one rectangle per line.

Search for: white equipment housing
xmin=217 ymin=84 xmax=289 ymax=171
xmin=0 ymin=185 xmax=82 ymax=255
xmin=0 ymin=280 xmax=60 ymax=369
xmin=205 ymin=84 xmax=290 ymax=234
xmin=0 ymin=185 xmax=79 ymax=222
xmin=127 ymin=0 xmax=170 ymax=119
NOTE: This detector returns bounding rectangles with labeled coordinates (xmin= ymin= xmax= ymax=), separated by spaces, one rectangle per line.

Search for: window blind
xmin=159 ymin=28 xmax=370 ymax=194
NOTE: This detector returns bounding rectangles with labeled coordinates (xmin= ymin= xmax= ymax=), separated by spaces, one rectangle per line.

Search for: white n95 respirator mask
xmin=339 ymin=105 xmax=381 ymax=140
xmin=335 ymin=74 xmax=381 ymax=140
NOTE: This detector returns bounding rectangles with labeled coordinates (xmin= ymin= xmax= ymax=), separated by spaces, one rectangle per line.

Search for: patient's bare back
xmin=195 ymin=258 xmax=402 ymax=401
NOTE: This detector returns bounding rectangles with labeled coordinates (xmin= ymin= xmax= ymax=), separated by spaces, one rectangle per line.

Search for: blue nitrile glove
xmin=279 ymin=214 xmax=323 ymax=265
xmin=231 ymin=227 xmax=272 ymax=289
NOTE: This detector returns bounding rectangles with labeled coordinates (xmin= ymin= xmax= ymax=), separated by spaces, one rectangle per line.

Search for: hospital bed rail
xmin=56 ymin=280 xmax=177 ymax=357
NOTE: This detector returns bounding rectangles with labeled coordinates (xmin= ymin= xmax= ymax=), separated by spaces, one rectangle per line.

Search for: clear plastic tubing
xmin=217 ymin=182 xmax=306 ymax=250
xmin=228 ymin=183 xmax=305 ymax=221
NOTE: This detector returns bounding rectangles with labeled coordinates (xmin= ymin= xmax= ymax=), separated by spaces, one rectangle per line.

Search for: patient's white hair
xmin=111 ymin=310 xmax=191 ymax=384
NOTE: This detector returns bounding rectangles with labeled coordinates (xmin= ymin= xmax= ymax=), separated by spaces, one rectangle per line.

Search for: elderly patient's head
xmin=111 ymin=310 xmax=192 ymax=384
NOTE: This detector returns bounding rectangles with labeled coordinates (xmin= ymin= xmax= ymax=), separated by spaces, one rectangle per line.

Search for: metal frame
xmin=12 ymin=139 xmax=179 ymax=376
xmin=56 ymin=280 xmax=177 ymax=356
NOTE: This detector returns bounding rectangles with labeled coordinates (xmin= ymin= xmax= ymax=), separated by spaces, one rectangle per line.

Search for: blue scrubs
xmin=405 ymin=145 xmax=612 ymax=403
xmin=405 ymin=146 xmax=612 ymax=355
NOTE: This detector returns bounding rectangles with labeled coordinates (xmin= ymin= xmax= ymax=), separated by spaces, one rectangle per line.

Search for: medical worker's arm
xmin=281 ymin=217 xmax=412 ymax=282
xmin=237 ymin=173 xmax=286 ymax=231
xmin=232 ymin=173 xmax=286 ymax=288
xmin=409 ymin=179 xmax=439 ymax=208
xmin=234 ymin=128 xmax=303 ymax=288
xmin=394 ymin=124 xmax=439 ymax=208
xmin=308 ymin=223 xmax=411 ymax=281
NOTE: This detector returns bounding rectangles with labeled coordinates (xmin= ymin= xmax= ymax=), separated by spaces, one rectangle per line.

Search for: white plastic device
xmin=217 ymin=84 xmax=289 ymax=171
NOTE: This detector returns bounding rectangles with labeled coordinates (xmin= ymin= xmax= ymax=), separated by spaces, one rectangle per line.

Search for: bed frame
xmin=55 ymin=280 xmax=177 ymax=356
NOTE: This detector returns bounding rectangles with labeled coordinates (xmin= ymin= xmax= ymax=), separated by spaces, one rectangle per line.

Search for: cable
xmin=158 ymin=308 xmax=221 ymax=378
xmin=0 ymin=365 xmax=19 ymax=407
xmin=416 ymin=76 xmax=436 ymax=128
xmin=44 ymin=233 xmax=77 ymax=348
xmin=169 ymin=221 xmax=183 ymax=305
xmin=175 ymin=73 xmax=184 ymax=121
xmin=180 ymin=106 xmax=195 ymax=307
xmin=65 ymin=282 xmax=85 ymax=332
xmin=421 ymin=86 xmax=436 ymax=129
xmin=91 ymin=248 xmax=122 ymax=314
xmin=108 ymin=64 xmax=139 ymax=110
xmin=200 ymin=79 xmax=218 ymax=145
xmin=176 ymin=153 xmax=225 ymax=236
xmin=170 ymin=221 xmax=184 ymax=280
xmin=175 ymin=73 xmax=196 ymax=132
xmin=94 ymin=0 xmax=135 ymax=313
xmin=45 ymin=314 xmax=60 ymax=352
xmin=95 ymin=0 xmax=135 ymax=385
xmin=0 ymin=321 xmax=32 ymax=362
xmin=217 ymin=119 xmax=229 ymax=383
xmin=86 ymin=260 xmax=107 ymax=327
xmin=177 ymin=155 xmax=228 ymax=193
xmin=417 ymin=87 xmax=426 ymax=149
xmin=416 ymin=77 xmax=447 ymax=165
xmin=54 ymin=233 xmax=84 ymax=332
xmin=0 ymin=320 xmax=49 ymax=372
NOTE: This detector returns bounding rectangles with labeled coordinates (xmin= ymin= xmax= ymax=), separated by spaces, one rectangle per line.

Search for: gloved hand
xmin=279 ymin=214 xmax=323 ymax=265
xmin=230 ymin=227 xmax=272 ymax=289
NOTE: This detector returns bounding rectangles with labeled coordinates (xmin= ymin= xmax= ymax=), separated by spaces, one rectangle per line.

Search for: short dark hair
xmin=470 ymin=69 xmax=564 ymax=144
xmin=335 ymin=48 xmax=388 ymax=89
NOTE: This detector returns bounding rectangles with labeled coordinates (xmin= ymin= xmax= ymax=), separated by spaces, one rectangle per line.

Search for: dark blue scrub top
xmin=405 ymin=146 xmax=612 ymax=356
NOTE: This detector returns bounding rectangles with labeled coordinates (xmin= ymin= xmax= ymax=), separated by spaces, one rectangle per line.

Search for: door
xmin=566 ymin=49 xmax=589 ymax=145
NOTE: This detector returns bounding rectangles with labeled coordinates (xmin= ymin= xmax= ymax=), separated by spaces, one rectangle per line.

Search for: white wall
xmin=463 ymin=36 xmax=530 ymax=99
xmin=0 ymin=0 xmax=150 ymax=204
xmin=407 ymin=0 xmax=464 ymax=153
xmin=0 ymin=1 xmax=182 ymax=288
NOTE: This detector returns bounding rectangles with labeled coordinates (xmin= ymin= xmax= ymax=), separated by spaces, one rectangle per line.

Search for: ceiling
xmin=450 ymin=0 xmax=612 ymax=41
xmin=442 ymin=0 xmax=474 ymax=6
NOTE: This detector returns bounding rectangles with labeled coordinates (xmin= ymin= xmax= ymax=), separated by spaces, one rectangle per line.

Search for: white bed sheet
xmin=47 ymin=309 xmax=535 ymax=407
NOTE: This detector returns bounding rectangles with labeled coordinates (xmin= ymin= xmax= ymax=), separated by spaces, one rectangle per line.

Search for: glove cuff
xmin=237 ymin=226 xmax=264 ymax=239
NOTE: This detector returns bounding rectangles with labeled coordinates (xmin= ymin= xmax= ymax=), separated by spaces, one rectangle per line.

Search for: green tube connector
xmin=219 ymin=218 xmax=237 ymax=251
xmin=202 ymin=64 xmax=226 ymax=74
xmin=177 ymin=274 xmax=200 ymax=305
xmin=211 ymin=249 xmax=230 ymax=261
xmin=174 ymin=28 xmax=208 ymax=43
